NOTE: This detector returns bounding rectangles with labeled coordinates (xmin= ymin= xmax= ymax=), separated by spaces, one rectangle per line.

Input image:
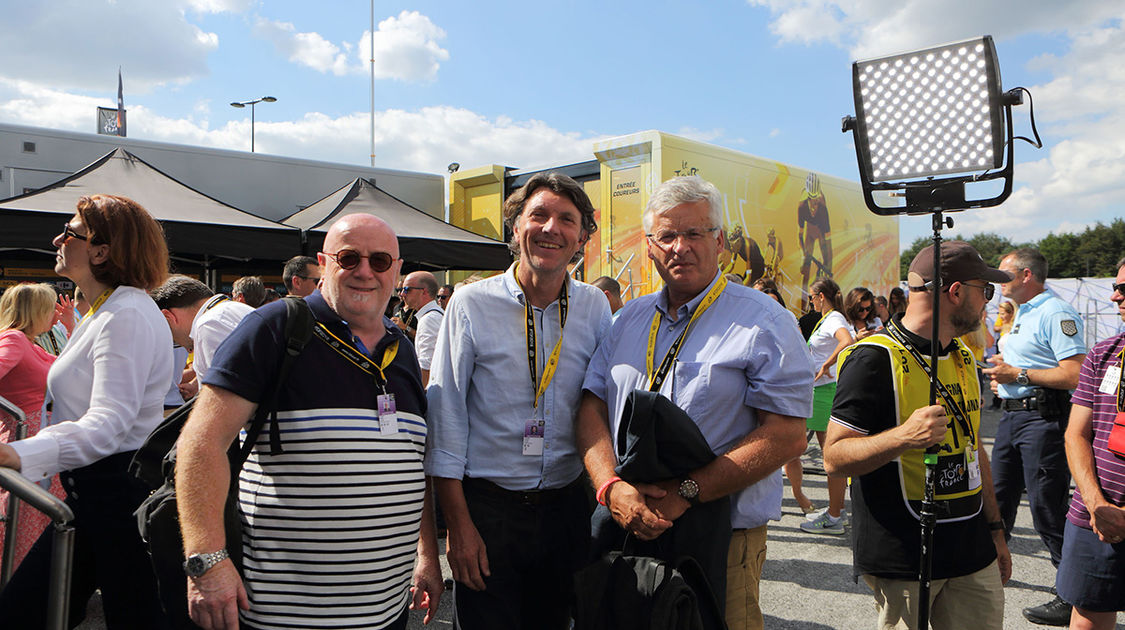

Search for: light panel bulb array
xmin=855 ymin=38 xmax=1002 ymax=182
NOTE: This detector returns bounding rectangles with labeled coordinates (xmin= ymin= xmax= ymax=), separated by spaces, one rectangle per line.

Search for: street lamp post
xmin=230 ymin=96 xmax=277 ymax=153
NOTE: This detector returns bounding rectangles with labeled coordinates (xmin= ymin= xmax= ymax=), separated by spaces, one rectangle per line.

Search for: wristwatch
xmin=1016 ymin=368 xmax=1030 ymax=386
xmin=184 ymin=549 xmax=230 ymax=578
xmin=678 ymin=477 xmax=701 ymax=506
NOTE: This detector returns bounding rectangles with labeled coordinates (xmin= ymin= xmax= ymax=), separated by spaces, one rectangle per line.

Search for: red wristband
xmin=596 ymin=476 xmax=622 ymax=506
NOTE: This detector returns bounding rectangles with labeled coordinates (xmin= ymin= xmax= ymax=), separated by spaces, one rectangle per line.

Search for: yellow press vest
xmin=838 ymin=333 xmax=983 ymax=523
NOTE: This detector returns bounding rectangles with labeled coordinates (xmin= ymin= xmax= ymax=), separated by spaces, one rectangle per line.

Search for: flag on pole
xmin=115 ymin=68 xmax=126 ymax=137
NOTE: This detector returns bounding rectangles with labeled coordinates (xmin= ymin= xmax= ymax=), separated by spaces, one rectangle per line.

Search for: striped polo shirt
xmin=205 ymin=291 xmax=426 ymax=629
xmin=1068 ymin=332 xmax=1125 ymax=529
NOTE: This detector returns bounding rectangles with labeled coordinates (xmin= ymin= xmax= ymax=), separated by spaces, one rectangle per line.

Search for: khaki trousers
xmin=862 ymin=559 xmax=1004 ymax=630
xmin=725 ymin=525 xmax=768 ymax=630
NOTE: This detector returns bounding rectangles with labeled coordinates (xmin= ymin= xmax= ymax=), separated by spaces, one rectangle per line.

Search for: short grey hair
xmin=1003 ymin=248 xmax=1048 ymax=283
xmin=642 ymin=176 xmax=723 ymax=233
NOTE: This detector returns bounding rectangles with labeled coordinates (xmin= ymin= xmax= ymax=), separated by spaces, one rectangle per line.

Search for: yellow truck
xmin=450 ymin=130 xmax=899 ymax=312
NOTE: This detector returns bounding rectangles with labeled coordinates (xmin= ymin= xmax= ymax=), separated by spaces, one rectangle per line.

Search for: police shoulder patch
xmin=1060 ymin=319 xmax=1078 ymax=337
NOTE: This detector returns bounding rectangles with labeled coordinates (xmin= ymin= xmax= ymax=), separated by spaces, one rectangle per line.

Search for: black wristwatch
xmin=184 ymin=549 xmax=230 ymax=578
xmin=678 ymin=477 xmax=701 ymax=506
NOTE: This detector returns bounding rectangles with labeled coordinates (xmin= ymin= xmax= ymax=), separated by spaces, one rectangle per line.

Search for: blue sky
xmin=0 ymin=1 xmax=1122 ymax=249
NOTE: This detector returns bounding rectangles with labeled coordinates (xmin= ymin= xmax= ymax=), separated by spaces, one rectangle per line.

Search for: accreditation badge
xmin=377 ymin=393 xmax=398 ymax=434
xmin=522 ymin=419 xmax=545 ymax=456
xmin=967 ymin=447 xmax=981 ymax=481
xmin=1099 ymin=365 xmax=1122 ymax=396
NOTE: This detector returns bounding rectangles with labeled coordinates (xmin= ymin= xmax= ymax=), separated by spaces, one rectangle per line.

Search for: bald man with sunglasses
xmin=176 ymin=214 xmax=443 ymax=630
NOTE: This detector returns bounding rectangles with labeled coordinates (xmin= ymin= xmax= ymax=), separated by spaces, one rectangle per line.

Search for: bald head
xmin=318 ymin=213 xmax=402 ymax=331
xmin=403 ymin=271 xmax=439 ymax=311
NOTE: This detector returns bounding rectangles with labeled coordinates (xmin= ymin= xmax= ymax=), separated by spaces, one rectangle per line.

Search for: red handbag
xmin=1109 ymin=411 xmax=1125 ymax=459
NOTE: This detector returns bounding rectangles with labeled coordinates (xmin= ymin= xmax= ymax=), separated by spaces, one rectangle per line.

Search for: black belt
xmin=1002 ymin=397 xmax=1039 ymax=411
xmin=462 ymin=476 xmax=582 ymax=506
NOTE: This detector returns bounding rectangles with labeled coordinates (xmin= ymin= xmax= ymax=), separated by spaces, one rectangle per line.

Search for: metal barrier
xmin=0 ymin=394 xmax=75 ymax=630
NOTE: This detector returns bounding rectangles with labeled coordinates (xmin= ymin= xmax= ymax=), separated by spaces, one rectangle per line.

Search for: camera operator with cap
xmin=824 ymin=241 xmax=1012 ymax=630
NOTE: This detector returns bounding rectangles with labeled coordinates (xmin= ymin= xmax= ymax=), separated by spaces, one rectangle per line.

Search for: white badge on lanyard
xmin=1099 ymin=365 xmax=1122 ymax=395
xmin=966 ymin=447 xmax=981 ymax=481
xmin=377 ymin=393 xmax=398 ymax=434
xmin=523 ymin=419 xmax=544 ymax=456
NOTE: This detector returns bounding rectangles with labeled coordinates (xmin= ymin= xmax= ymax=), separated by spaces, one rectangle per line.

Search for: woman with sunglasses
xmin=0 ymin=195 xmax=172 ymax=628
xmin=788 ymin=278 xmax=854 ymax=532
xmin=844 ymin=286 xmax=881 ymax=341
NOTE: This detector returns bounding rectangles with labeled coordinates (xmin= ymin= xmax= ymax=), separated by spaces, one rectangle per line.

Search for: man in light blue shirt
xmin=426 ymin=172 xmax=612 ymax=630
xmin=984 ymin=247 xmax=1086 ymax=626
xmin=577 ymin=176 xmax=813 ymax=630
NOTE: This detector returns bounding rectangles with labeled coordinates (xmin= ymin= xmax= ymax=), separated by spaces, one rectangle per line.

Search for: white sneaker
xmin=805 ymin=507 xmax=848 ymax=527
xmin=800 ymin=510 xmax=846 ymax=535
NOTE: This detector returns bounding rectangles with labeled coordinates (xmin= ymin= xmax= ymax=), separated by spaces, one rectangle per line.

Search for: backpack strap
xmin=237 ymin=296 xmax=315 ymax=463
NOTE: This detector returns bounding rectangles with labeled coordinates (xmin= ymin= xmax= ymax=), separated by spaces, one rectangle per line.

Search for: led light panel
xmin=852 ymin=36 xmax=1004 ymax=182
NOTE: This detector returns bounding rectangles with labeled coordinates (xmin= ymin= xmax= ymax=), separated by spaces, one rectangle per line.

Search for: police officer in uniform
xmin=985 ymin=247 xmax=1086 ymax=626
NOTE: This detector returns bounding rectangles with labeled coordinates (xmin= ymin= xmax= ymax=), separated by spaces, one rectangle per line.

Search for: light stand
xmin=841 ymin=35 xmax=1034 ymax=629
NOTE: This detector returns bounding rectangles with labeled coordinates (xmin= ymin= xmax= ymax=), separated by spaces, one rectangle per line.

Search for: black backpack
xmin=573 ymin=549 xmax=728 ymax=630
xmin=131 ymin=296 xmax=314 ymax=629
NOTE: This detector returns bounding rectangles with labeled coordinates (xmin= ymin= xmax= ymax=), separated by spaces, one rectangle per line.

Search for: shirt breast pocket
xmin=672 ymin=361 xmax=711 ymax=422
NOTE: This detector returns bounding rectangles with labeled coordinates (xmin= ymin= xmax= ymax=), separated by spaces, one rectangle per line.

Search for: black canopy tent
xmin=0 ymin=148 xmax=301 ymax=262
xmin=282 ymin=177 xmax=511 ymax=271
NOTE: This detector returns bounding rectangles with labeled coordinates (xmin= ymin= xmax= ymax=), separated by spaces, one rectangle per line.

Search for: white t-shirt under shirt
xmin=190 ymin=295 xmax=255 ymax=381
xmin=806 ymin=310 xmax=851 ymax=386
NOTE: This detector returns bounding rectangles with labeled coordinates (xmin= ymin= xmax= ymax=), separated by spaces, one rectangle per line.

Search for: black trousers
xmin=0 ymin=452 xmax=171 ymax=629
xmin=453 ymin=477 xmax=590 ymax=630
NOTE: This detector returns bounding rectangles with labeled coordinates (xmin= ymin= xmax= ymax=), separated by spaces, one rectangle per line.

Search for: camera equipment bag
xmin=131 ymin=296 xmax=314 ymax=629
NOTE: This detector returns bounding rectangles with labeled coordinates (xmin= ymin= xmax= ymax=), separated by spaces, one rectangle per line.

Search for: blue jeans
xmin=991 ymin=409 xmax=1071 ymax=566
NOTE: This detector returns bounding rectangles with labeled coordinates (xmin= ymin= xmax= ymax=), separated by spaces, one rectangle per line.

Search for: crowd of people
xmin=0 ymin=176 xmax=1121 ymax=630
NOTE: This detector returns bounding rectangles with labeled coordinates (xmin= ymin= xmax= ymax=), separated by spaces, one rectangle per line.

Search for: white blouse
xmin=12 ymin=287 xmax=173 ymax=481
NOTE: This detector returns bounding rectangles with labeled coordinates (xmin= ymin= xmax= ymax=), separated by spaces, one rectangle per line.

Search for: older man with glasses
xmin=176 ymin=213 xmax=443 ymax=630
xmin=577 ymin=175 xmax=813 ymax=630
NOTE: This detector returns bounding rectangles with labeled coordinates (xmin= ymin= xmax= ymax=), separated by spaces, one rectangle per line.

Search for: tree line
xmin=899 ymin=219 xmax=1125 ymax=280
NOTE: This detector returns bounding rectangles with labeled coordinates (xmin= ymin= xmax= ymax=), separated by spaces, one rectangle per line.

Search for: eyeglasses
xmin=60 ymin=223 xmax=88 ymax=243
xmin=960 ymin=282 xmax=996 ymax=301
xmin=398 ymin=286 xmax=421 ymax=294
xmin=645 ymin=226 xmax=719 ymax=248
xmin=1113 ymin=282 xmax=1125 ymax=296
xmin=321 ymin=249 xmax=395 ymax=272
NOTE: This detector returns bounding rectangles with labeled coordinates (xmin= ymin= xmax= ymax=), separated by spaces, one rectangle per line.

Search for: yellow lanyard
xmin=807 ymin=311 xmax=831 ymax=345
xmin=86 ymin=288 xmax=114 ymax=318
xmin=1115 ymin=346 xmax=1125 ymax=412
xmin=313 ymin=322 xmax=399 ymax=389
xmin=646 ymin=276 xmax=728 ymax=391
xmin=76 ymin=288 xmax=115 ymax=333
xmin=514 ymin=265 xmax=568 ymax=409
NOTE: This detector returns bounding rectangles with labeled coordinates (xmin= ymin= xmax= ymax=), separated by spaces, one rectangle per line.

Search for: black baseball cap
xmin=908 ymin=241 xmax=1011 ymax=289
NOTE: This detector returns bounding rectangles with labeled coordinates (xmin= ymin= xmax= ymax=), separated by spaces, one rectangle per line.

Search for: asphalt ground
xmin=74 ymin=400 xmax=1123 ymax=629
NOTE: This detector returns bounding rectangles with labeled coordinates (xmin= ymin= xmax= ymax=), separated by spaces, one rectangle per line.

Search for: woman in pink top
xmin=0 ymin=283 xmax=65 ymax=567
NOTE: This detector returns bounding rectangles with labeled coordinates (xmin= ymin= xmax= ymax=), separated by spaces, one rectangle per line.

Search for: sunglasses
xmin=399 ymin=286 xmax=421 ymax=294
xmin=296 ymin=274 xmax=321 ymax=282
xmin=61 ymin=223 xmax=89 ymax=243
xmin=960 ymin=282 xmax=996 ymax=301
xmin=321 ymin=249 xmax=395 ymax=272
xmin=1114 ymin=282 xmax=1125 ymax=296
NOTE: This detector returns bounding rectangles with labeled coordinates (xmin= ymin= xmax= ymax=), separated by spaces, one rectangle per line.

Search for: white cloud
xmin=255 ymin=10 xmax=449 ymax=81
xmin=185 ymin=0 xmax=255 ymax=14
xmin=0 ymin=77 xmax=597 ymax=178
xmin=747 ymin=0 xmax=1122 ymax=59
xmin=361 ymin=11 xmax=450 ymax=82
xmin=0 ymin=1 xmax=219 ymax=91
xmin=253 ymin=18 xmax=355 ymax=76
